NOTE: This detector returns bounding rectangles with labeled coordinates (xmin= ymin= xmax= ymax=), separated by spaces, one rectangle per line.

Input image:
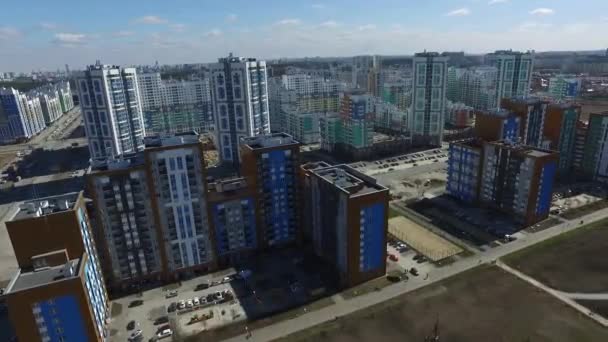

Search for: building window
xmin=234 ymin=87 xmax=241 ymax=99
xmin=176 ymin=157 xmax=183 ymax=170
xmin=220 ymin=105 xmax=227 ymax=117
xmin=221 ymin=118 xmax=228 ymax=130
xmin=169 ymin=158 xmax=176 ymax=171
xmin=237 ymin=119 xmax=244 ymax=130
xmin=218 ymin=87 xmax=225 ymax=99
xmin=235 ymin=105 xmax=243 ymax=117
xmin=233 ymin=73 xmax=240 ymax=85
xmin=217 ymin=74 xmax=224 ymax=86
xmin=94 ymin=80 xmax=101 ymax=92
xmin=80 ymin=80 xmax=87 ymax=92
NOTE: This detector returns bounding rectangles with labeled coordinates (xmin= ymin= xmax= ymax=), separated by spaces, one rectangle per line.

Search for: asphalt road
xmin=223 ymin=206 xmax=608 ymax=342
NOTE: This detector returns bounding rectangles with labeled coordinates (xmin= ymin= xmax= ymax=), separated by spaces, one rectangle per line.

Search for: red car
xmin=388 ymin=254 xmax=398 ymax=262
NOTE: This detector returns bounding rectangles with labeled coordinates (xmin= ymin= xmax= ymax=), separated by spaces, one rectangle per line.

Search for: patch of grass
xmin=503 ymin=217 xmax=608 ymax=292
xmin=274 ymin=266 xmax=608 ymax=342
xmin=503 ymin=218 xmax=608 ymax=264
xmin=110 ymin=302 xmax=123 ymax=318
xmin=341 ymin=276 xmax=393 ymax=300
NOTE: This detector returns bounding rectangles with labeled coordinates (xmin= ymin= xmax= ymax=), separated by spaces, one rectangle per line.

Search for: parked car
xmin=127 ymin=320 xmax=137 ymax=330
xmin=128 ymin=329 xmax=143 ymax=341
xmin=193 ymin=297 xmax=200 ymax=306
xmin=167 ymin=302 xmax=177 ymax=313
xmin=186 ymin=300 xmax=193 ymax=308
xmin=388 ymin=254 xmax=398 ymax=262
xmin=178 ymin=300 xmax=185 ymax=310
xmin=129 ymin=300 xmax=144 ymax=308
xmin=194 ymin=283 xmax=209 ymax=291
xmin=165 ymin=290 xmax=178 ymax=298
xmin=409 ymin=268 xmax=419 ymax=276
xmin=154 ymin=316 xmax=169 ymax=325
xmin=157 ymin=329 xmax=173 ymax=339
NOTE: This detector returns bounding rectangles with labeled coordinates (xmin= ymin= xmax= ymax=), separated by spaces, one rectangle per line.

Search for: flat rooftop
xmin=301 ymin=161 xmax=332 ymax=171
xmin=144 ymin=132 xmax=200 ymax=148
xmin=314 ymin=165 xmax=387 ymax=196
xmin=241 ymin=133 xmax=299 ymax=149
xmin=486 ymin=141 xmax=556 ymax=157
xmin=90 ymin=153 xmax=145 ymax=172
xmin=12 ymin=192 xmax=79 ymax=221
xmin=6 ymin=258 xmax=81 ymax=293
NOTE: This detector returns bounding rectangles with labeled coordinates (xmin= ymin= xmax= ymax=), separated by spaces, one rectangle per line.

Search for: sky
xmin=1 ymin=0 xmax=607 ymax=72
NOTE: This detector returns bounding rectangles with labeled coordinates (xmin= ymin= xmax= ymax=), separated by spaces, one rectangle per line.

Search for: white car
xmin=165 ymin=290 xmax=178 ymax=299
xmin=193 ymin=297 xmax=200 ymax=306
xmin=186 ymin=299 xmax=193 ymax=308
xmin=157 ymin=329 xmax=173 ymax=339
xmin=178 ymin=300 xmax=185 ymax=310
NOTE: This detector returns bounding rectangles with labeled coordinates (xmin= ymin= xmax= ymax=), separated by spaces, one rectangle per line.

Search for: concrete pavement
xmin=223 ymin=206 xmax=608 ymax=342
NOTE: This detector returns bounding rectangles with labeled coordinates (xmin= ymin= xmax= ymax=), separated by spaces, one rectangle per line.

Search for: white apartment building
xmin=410 ymin=52 xmax=448 ymax=146
xmin=36 ymin=89 xmax=63 ymax=125
xmin=76 ymin=64 xmax=146 ymax=163
xmin=486 ymin=50 xmax=534 ymax=109
xmin=145 ymin=135 xmax=216 ymax=272
xmin=210 ymin=54 xmax=270 ymax=165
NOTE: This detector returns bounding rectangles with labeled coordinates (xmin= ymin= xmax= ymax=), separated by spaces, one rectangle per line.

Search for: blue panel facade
xmin=0 ymin=93 xmax=25 ymax=139
xmin=78 ymin=208 xmax=107 ymax=340
xmin=351 ymin=100 xmax=367 ymax=120
xmin=536 ymin=161 xmax=557 ymax=215
xmin=359 ymin=203 xmax=385 ymax=273
xmin=37 ymin=295 xmax=87 ymax=342
xmin=262 ymin=150 xmax=296 ymax=245
xmin=565 ymin=81 xmax=579 ymax=97
xmin=501 ymin=116 xmax=520 ymax=143
xmin=212 ymin=198 xmax=257 ymax=256
xmin=447 ymin=143 xmax=480 ymax=203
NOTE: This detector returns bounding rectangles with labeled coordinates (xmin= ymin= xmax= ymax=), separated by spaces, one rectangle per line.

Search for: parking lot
xmin=109 ymin=249 xmax=338 ymax=341
xmin=350 ymin=146 xmax=448 ymax=177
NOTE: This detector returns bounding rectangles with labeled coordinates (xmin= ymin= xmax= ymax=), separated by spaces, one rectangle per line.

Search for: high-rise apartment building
xmin=207 ymin=177 xmax=257 ymax=264
xmin=319 ymin=94 xmax=375 ymax=153
xmin=549 ymin=75 xmax=581 ymax=100
xmin=4 ymin=192 xmax=109 ymax=342
xmin=480 ymin=141 xmax=558 ymax=226
xmin=240 ymin=133 xmax=301 ymax=248
xmin=447 ymin=139 xmax=483 ymax=203
xmin=486 ymin=50 xmax=534 ymax=109
xmin=76 ymin=64 xmax=146 ymax=164
xmin=87 ymin=155 xmax=162 ymax=287
xmin=474 ymin=109 xmax=521 ymax=143
xmin=57 ymin=81 xmax=75 ymax=113
xmin=410 ymin=52 xmax=448 ymax=146
xmin=446 ymin=102 xmax=474 ymax=128
xmin=581 ymin=112 xmax=608 ymax=182
xmin=36 ymin=88 xmax=63 ymax=125
xmin=88 ymin=133 xmax=216 ymax=287
xmin=308 ymin=164 xmax=389 ymax=287
xmin=0 ymin=87 xmax=46 ymax=143
xmin=500 ymin=98 xmax=549 ymax=148
xmin=447 ymin=66 xmax=497 ymax=110
xmin=544 ymin=103 xmax=580 ymax=174
xmin=210 ymin=55 xmax=270 ymax=166
xmin=145 ymin=135 xmax=216 ymax=276
xmin=137 ymin=72 xmax=213 ymax=135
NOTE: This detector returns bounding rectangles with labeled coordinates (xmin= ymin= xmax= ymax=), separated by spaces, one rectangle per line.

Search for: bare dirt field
xmin=388 ymin=216 xmax=462 ymax=261
xmin=276 ymin=266 xmax=608 ymax=342
xmin=505 ymin=218 xmax=608 ymax=293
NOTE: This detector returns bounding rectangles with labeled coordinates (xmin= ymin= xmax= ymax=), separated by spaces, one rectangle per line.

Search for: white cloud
xmin=226 ymin=14 xmax=238 ymax=23
xmin=170 ymin=24 xmax=186 ymax=32
xmin=275 ymin=18 xmax=301 ymax=26
xmin=0 ymin=27 xmax=21 ymax=41
xmin=112 ymin=30 xmax=135 ymax=38
xmin=530 ymin=8 xmax=554 ymax=16
xmin=205 ymin=29 xmax=222 ymax=37
xmin=319 ymin=21 xmax=339 ymax=28
xmin=446 ymin=8 xmax=471 ymax=16
xmin=358 ymin=24 xmax=377 ymax=31
xmin=312 ymin=4 xmax=325 ymax=9
xmin=488 ymin=0 xmax=509 ymax=4
xmin=53 ymin=33 xmax=87 ymax=46
xmin=134 ymin=15 xmax=169 ymax=24
xmin=516 ymin=22 xmax=552 ymax=32
xmin=39 ymin=22 xmax=58 ymax=30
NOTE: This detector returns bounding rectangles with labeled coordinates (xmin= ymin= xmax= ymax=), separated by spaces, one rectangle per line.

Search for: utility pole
xmin=424 ymin=317 xmax=440 ymax=342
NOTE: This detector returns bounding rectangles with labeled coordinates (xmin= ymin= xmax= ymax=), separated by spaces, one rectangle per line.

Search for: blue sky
xmin=1 ymin=0 xmax=607 ymax=71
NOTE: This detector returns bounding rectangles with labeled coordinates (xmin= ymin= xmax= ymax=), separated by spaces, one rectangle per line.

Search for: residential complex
xmin=307 ymin=164 xmax=389 ymax=287
xmin=210 ymin=54 xmax=270 ymax=166
xmin=549 ymin=75 xmax=581 ymax=100
xmin=480 ymin=141 xmax=558 ymax=226
xmin=268 ymin=73 xmax=346 ymax=140
xmin=240 ymin=133 xmax=302 ymax=248
xmin=447 ymin=66 xmax=497 ymax=111
xmin=410 ymin=52 xmax=448 ymax=146
xmin=76 ymin=63 xmax=146 ymax=163
xmin=137 ymin=72 xmax=213 ymax=135
xmin=3 ymin=192 xmax=109 ymax=342
xmin=0 ymin=87 xmax=46 ymax=143
xmin=319 ymin=94 xmax=374 ymax=153
xmin=446 ymin=101 xmax=474 ymax=128
xmin=581 ymin=112 xmax=608 ymax=182
xmin=486 ymin=50 xmax=534 ymax=109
